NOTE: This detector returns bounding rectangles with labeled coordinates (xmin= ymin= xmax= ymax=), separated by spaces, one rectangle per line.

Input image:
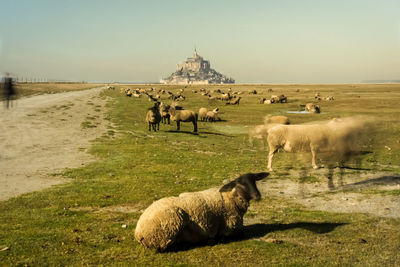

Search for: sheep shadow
xmin=199 ymin=131 xmax=234 ymax=137
xmin=165 ymin=130 xmax=200 ymax=136
xmin=166 ymin=222 xmax=346 ymax=253
xmin=340 ymin=175 xmax=400 ymax=190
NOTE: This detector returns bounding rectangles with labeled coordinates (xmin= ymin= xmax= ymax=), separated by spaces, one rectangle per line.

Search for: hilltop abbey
xmin=160 ymin=49 xmax=235 ymax=84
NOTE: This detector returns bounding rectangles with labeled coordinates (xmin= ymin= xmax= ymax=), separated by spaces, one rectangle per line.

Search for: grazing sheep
xmin=134 ymin=172 xmax=269 ymax=252
xmin=305 ymin=103 xmax=321 ymax=113
xmin=264 ymin=115 xmax=290 ymax=125
xmin=159 ymin=102 xmax=171 ymax=124
xmin=324 ymin=96 xmax=334 ymax=101
xmin=168 ymin=106 xmax=198 ymax=132
xmin=258 ymin=97 xmax=266 ymax=104
xmin=221 ymin=93 xmax=231 ymax=101
xmin=146 ymin=103 xmax=162 ymax=132
xmin=248 ymin=89 xmax=257 ymax=94
xmin=266 ymin=117 xmax=370 ymax=171
xmin=226 ymin=97 xmax=241 ymax=105
xmin=205 ymin=108 xmax=220 ymax=122
xmin=199 ymin=108 xmax=208 ymax=121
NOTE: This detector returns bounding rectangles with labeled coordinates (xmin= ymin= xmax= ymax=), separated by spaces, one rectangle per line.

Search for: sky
xmin=0 ymin=0 xmax=399 ymax=83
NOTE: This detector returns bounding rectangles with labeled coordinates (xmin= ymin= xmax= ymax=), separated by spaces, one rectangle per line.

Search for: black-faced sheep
xmin=134 ymin=172 xmax=269 ymax=252
xmin=226 ymin=97 xmax=241 ymax=105
xmin=266 ymin=117 xmax=370 ymax=171
xmin=168 ymin=106 xmax=198 ymax=132
xmin=159 ymin=102 xmax=170 ymax=124
xmin=146 ymin=103 xmax=162 ymax=132
xmin=205 ymin=108 xmax=220 ymax=122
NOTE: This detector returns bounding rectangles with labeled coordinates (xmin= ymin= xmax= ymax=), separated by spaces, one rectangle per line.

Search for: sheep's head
xmin=219 ymin=172 xmax=269 ymax=201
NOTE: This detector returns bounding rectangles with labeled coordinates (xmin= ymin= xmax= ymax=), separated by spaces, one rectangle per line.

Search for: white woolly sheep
xmin=205 ymin=108 xmax=220 ymax=122
xmin=134 ymin=172 xmax=269 ymax=252
xmin=266 ymin=117 xmax=370 ymax=171
xmin=199 ymin=108 xmax=208 ymax=121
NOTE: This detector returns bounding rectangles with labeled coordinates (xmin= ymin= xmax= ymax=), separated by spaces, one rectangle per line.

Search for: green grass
xmin=1 ymin=84 xmax=400 ymax=265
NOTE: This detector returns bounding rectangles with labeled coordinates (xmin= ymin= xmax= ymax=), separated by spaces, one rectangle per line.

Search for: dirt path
xmin=257 ymin=168 xmax=400 ymax=218
xmin=0 ymin=87 xmax=109 ymax=201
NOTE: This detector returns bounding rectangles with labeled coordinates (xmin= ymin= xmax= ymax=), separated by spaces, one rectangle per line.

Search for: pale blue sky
xmin=0 ymin=0 xmax=399 ymax=83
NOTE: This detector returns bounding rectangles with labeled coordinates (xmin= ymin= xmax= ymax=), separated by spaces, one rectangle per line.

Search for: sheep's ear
xmin=219 ymin=180 xmax=236 ymax=192
xmin=254 ymin=172 xmax=269 ymax=181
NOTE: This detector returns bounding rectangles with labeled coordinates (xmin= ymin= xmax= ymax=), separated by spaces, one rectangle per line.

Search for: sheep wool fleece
xmin=134 ymin=190 xmax=248 ymax=251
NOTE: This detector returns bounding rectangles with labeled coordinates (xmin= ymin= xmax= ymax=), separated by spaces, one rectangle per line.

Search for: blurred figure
xmin=2 ymin=73 xmax=16 ymax=108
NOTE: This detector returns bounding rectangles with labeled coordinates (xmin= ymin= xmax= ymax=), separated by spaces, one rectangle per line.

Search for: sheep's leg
xmin=152 ymin=123 xmax=157 ymax=132
xmin=148 ymin=122 xmax=151 ymax=132
xmin=176 ymin=121 xmax=180 ymax=131
xmin=167 ymin=117 xmax=170 ymax=125
xmin=193 ymin=121 xmax=198 ymax=132
xmin=157 ymin=122 xmax=160 ymax=131
xmin=311 ymin=146 xmax=319 ymax=169
xmin=267 ymin=148 xmax=278 ymax=171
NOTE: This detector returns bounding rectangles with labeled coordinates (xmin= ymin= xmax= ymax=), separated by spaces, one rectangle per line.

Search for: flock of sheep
xmin=113 ymin=85 xmax=372 ymax=251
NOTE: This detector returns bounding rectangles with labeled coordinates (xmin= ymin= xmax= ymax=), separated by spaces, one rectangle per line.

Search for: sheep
xmin=249 ymin=116 xmax=290 ymax=147
xmin=266 ymin=117 xmax=370 ymax=171
xmin=248 ymin=89 xmax=257 ymax=94
xmin=205 ymin=108 xmax=220 ymax=122
xmin=324 ymin=96 xmax=334 ymax=101
xmin=220 ymin=93 xmax=231 ymax=101
xmin=199 ymin=107 xmax=208 ymax=121
xmin=264 ymin=115 xmax=290 ymax=125
xmin=159 ymin=102 xmax=171 ymax=124
xmin=305 ymin=103 xmax=321 ymax=113
xmin=134 ymin=172 xmax=269 ymax=252
xmin=145 ymin=102 xmax=162 ymax=132
xmin=168 ymin=105 xmax=198 ymax=132
xmin=226 ymin=97 xmax=241 ymax=105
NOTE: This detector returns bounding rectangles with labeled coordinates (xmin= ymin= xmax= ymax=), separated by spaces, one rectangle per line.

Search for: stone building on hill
xmin=160 ymin=49 xmax=235 ymax=84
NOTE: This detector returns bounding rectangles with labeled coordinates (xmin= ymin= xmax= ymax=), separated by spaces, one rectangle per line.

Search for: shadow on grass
xmin=165 ymin=130 xmax=200 ymax=136
xmin=165 ymin=130 xmax=233 ymax=137
xmin=166 ymin=222 xmax=346 ymax=252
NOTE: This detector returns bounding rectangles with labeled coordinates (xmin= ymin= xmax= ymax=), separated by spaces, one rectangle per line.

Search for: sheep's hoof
xmin=268 ymin=168 xmax=273 ymax=172
xmin=312 ymin=165 xmax=319 ymax=170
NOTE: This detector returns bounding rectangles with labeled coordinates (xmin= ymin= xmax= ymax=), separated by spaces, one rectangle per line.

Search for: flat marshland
xmin=0 ymin=83 xmax=400 ymax=265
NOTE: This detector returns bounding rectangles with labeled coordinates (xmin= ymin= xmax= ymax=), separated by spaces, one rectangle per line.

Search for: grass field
xmin=1 ymin=83 xmax=400 ymax=265
xmin=12 ymin=82 xmax=103 ymax=97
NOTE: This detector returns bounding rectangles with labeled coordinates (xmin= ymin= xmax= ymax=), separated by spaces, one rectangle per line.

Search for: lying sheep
xmin=146 ymin=103 xmax=162 ymax=132
xmin=266 ymin=117 xmax=370 ymax=171
xmin=205 ymin=108 xmax=220 ymax=122
xmin=199 ymin=107 xmax=208 ymax=121
xmin=168 ymin=106 xmax=198 ymax=132
xmin=134 ymin=172 xmax=269 ymax=252
xmin=305 ymin=103 xmax=321 ymax=113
